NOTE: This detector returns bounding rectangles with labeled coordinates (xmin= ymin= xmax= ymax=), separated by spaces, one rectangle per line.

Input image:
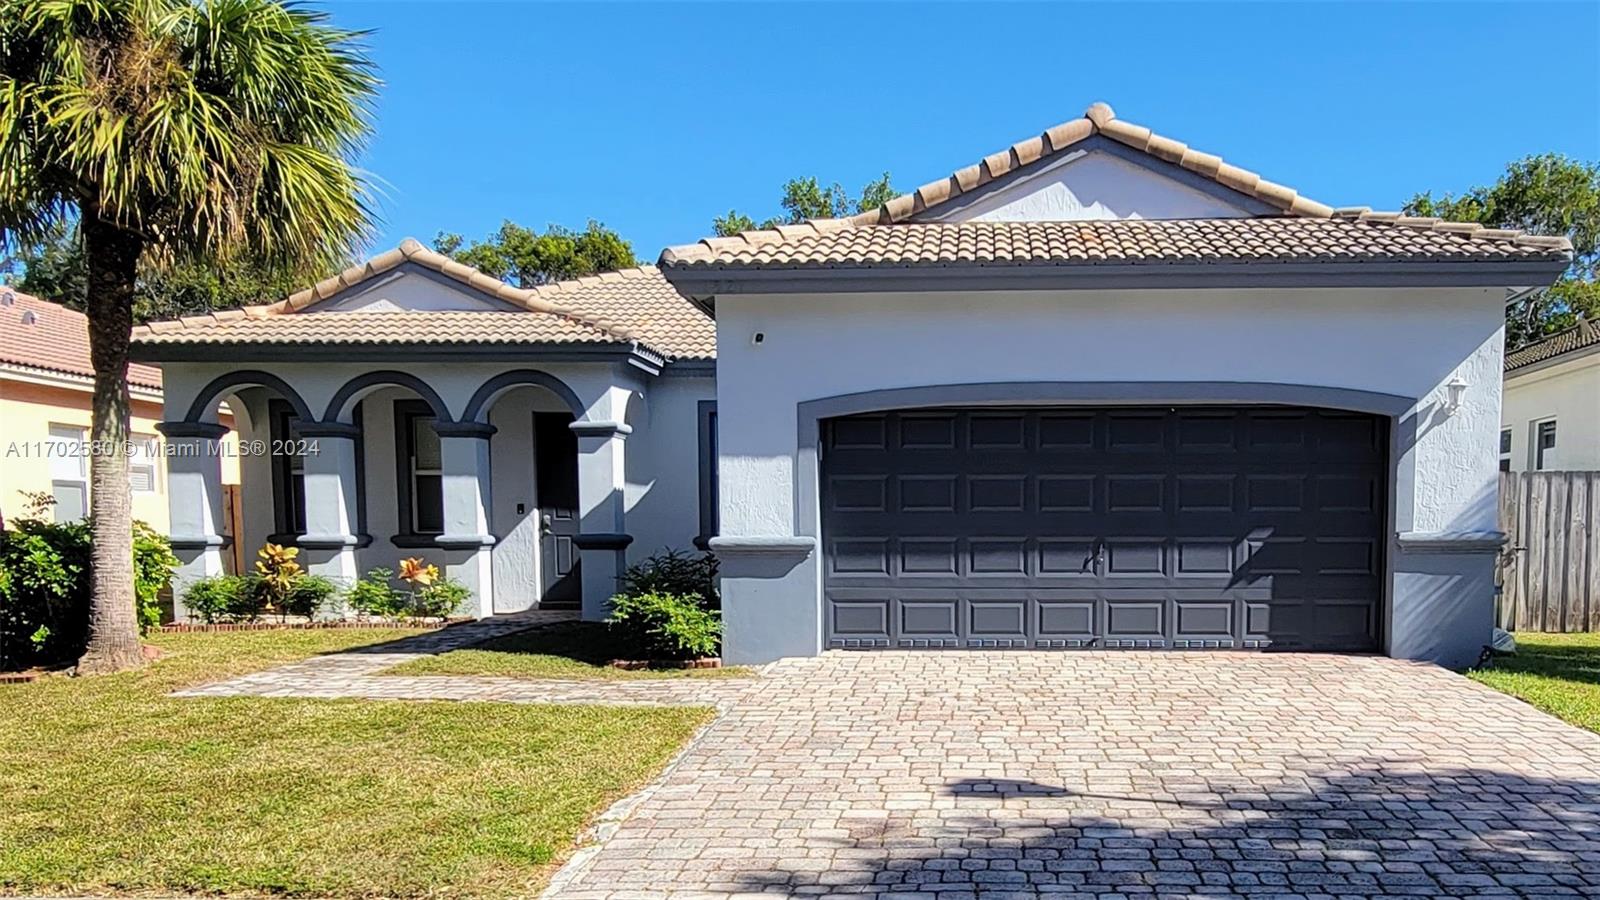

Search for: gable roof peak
xmin=844 ymin=100 xmax=1336 ymax=226
xmin=1084 ymin=101 xmax=1116 ymax=127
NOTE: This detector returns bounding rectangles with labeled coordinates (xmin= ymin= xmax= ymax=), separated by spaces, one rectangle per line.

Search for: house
xmin=0 ymin=290 xmax=238 ymax=532
xmin=133 ymin=103 xmax=1571 ymax=668
xmin=1501 ymin=319 xmax=1600 ymax=472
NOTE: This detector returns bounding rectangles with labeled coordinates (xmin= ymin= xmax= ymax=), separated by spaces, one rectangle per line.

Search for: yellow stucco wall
xmin=0 ymin=376 xmax=239 ymax=531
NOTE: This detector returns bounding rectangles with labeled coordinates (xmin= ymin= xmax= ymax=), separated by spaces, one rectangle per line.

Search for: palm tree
xmin=0 ymin=0 xmax=376 ymax=673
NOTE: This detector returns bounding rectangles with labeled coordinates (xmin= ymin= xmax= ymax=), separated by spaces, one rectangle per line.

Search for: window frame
xmin=269 ymin=399 xmax=307 ymax=536
xmin=1499 ymin=427 xmax=1512 ymax=473
xmin=47 ymin=423 xmax=88 ymax=522
xmin=395 ymin=399 xmax=445 ymax=537
xmin=696 ymin=400 xmax=719 ymax=546
xmin=1533 ymin=418 xmax=1558 ymax=471
xmin=129 ymin=431 xmax=160 ymax=494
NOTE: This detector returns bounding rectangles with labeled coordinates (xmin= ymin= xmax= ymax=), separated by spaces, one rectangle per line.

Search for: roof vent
xmin=20 ymin=310 xmax=38 ymax=325
xmin=0 ymin=290 xmax=14 ymax=306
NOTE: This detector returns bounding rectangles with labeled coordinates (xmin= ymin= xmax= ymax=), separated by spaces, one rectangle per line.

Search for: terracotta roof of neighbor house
xmin=660 ymin=102 xmax=1572 ymax=271
xmin=132 ymin=239 xmax=716 ymax=361
xmin=1 ymin=289 xmax=163 ymax=391
xmin=1505 ymin=319 xmax=1600 ymax=372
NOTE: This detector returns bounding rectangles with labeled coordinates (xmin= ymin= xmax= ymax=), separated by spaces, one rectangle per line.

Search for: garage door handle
xmin=1081 ymin=540 xmax=1105 ymax=574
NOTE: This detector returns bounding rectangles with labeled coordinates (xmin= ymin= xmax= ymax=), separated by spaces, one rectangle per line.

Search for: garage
xmin=822 ymin=406 xmax=1387 ymax=651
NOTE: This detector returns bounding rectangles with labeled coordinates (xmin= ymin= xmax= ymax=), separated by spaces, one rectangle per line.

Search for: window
xmin=47 ymin=424 xmax=87 ymax=522
xmin=270 ymin=400 xmax=306 ymax=535
xmin=697 ymin=400 xmax=718 ymax=544
xmin=129 ymin=432 xmax=159 ymax=493
xmin=1499 ymin=428 xmax=1512 ymax=473
xmin=1534 ymin=419 xmax=1558 ymax=471
xmin=397 ymin=401 xmax=444 ymax=535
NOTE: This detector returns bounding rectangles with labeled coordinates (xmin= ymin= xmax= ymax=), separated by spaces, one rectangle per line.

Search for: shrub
xmin=346 ymin=564 xmax=470 ymax=620
xmin=0 ymin=516 xmax=176 ymax=670
xmin=280 ymin=574 xmax=340 ymax=620
xmin=620 ymin=549 xmax=719 ymax=609
xmin=132 ymin=522 xmax=179 ymax=631
xmin=413 ymin=579 xmax=471 ymax=618
xmin=606 ymin=591 xmax=721 ymax=660
xmin=183 ymin=575 xmax=248 ymax=624
xmin=346 ymin=568 xmax=405 ymax=618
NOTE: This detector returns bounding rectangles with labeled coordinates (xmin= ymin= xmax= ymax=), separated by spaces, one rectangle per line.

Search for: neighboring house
xmin=1501 ymin=319 xmax=1600 ymax=472
xmin=0 ymin=290 xmax=240 ymax=531
xmin=133 ymin=103 xmax=1571 ymax=668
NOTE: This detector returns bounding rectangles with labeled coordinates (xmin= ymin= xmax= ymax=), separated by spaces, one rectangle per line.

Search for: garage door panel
xmin=823 ymin=407 xmax=1384 ymax=652
xmin=1104 ymin=597 xmax=1167 ymax=646
xmin=967 ymin=598 xmax=1029 ymax=646
xmin=899 ymin=598 xmax=960 ymax=645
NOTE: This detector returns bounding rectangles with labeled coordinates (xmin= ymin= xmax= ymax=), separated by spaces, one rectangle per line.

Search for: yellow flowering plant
xmin=396 ymin=557 xmax=467 ymax=619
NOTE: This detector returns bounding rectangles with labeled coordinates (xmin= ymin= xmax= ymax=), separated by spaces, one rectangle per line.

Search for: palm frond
xmin=0 ymin=0 xmax=378 ymax=266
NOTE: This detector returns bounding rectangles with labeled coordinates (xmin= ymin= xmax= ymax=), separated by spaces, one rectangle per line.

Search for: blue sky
xmin=332 ymin=1 xmax=1600 ymax=261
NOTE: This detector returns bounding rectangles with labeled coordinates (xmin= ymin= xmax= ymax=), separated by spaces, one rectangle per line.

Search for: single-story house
xmin=133 ymin=103 xmax=1571 ymax=668
xmin=0 ymin=290 xmax=238 ymax=531
xmin=1501 ymin=319 xmax=1599 ymax=472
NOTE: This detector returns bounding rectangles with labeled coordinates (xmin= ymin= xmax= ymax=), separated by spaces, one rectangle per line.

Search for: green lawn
xmin=1470 ymin=631 xmax=1600 ymax=734
xmin=384 ymin=621 xmax=751 ymax=680
xmin=0 ymin=629 xmax=712 ymax=898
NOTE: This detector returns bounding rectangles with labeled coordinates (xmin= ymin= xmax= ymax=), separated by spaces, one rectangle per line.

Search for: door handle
xmin=540 ymin=513 xmax=552 ymax=536
xmin=1080 ymin=539 xmax=1106 ymax=574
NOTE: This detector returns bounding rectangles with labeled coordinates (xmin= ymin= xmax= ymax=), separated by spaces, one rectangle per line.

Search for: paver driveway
xmin=550 ymin=651 xmax=1600 ymax=899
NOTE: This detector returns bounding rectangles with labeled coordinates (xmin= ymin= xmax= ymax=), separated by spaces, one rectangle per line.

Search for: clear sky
xmin=329 ymin=0 xmax=1600 ymax=261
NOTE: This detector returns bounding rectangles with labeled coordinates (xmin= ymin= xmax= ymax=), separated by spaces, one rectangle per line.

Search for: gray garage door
xmin=822 ymin=407 xmax=1386 ymax=651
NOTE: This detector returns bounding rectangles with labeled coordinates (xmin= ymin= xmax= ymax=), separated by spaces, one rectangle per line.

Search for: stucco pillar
xmin=294 ymin=425 xmax=363 ymax=602
xmin=572 ymin=420 xmax=633 ymax=620
xmin=156 ymin=422 xmax=228 ymax=622
xmin=435 ymin=424 xmax=496 ymax=618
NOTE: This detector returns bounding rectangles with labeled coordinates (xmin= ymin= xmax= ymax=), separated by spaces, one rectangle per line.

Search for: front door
xmin=535 ymin=411 xmax=582 ymax=606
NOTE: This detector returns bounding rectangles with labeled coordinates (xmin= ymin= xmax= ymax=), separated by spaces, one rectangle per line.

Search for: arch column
xmin=572 ymin=420 xmax=633 ymax=620
xmin=435 ymin=422 xmax=497 ymax=618
xmin=295 ymin=424 xmax=364 ymax=599
xmin=157 ymin=422 xmax=229 ymax=621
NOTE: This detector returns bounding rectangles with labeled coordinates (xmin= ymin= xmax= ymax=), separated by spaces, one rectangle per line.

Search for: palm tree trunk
xmin=75 ymin=215 xmax=145 ymax=676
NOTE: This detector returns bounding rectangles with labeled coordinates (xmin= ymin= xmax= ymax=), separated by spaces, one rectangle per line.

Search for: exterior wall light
xmin=1445 ymin=376 xmax=1468 ymax=416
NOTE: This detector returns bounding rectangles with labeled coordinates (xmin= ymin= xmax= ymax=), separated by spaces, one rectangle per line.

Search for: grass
xmin=0 ymin=628 xmax=712 ymax=898
xmin=384 ymin=621 xmax=751 ymax=680
xmin=1469 ymin=631 xmax=1600 ymax=734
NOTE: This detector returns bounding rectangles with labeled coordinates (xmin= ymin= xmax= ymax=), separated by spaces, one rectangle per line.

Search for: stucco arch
xmin=182 ymin=370 xmax=315 ymax=423
xmin=321 ymin=371 xmax=454 ymax=423
xmin=460 ymin=369 xmax=586 ymax=423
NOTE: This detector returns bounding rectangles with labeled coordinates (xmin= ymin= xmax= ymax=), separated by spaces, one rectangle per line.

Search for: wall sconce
xmin=1445 ymin=376 xmax=1468 ymax=416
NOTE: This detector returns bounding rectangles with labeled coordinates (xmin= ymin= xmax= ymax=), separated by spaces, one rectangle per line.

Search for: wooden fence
xmin=1497 ymin=470 xmax=1600 ymax=632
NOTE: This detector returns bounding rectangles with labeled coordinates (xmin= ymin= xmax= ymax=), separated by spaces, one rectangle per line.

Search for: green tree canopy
xmin=0 ymin=0 xmax=377 ymax=673
xmin=2 ymin=221 xmax=328 ymax=322
xmin=1405 ymin=154 xmax=1599 ymax=346
xmin=434 ymin=220 xmax=636 ymax=287
xmin=714 ymin=172 xmax=895 ymax=236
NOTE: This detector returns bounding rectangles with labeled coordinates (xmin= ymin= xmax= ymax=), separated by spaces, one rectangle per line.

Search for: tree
xmin=434 ymin=220 xmax=636 ymax=287
xmin=3 ymin=220 xmax=328 ymax=323
xmin=713 ymin=172 xmax=895 ymax=236
xmin=1405 ymin=154 xmax=1599 ymax=346
xmin=0 ymin=0 xmax=376 ymax=674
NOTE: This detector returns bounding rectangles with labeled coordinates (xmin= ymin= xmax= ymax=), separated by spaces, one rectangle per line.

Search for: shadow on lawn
xmin=329 ymin=617 xmax=566 ymax=657
xmin=730 ymin=762 xmax=1600 ymax=896
xmin=1484 ymin=637 xmax=1600 ymax=688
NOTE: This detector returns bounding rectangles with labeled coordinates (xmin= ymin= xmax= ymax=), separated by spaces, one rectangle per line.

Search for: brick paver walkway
xmin=172 ymin=610 xmax=750 ymax=707
xmin=548 ymin=652 xmax=1600 ymax=899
